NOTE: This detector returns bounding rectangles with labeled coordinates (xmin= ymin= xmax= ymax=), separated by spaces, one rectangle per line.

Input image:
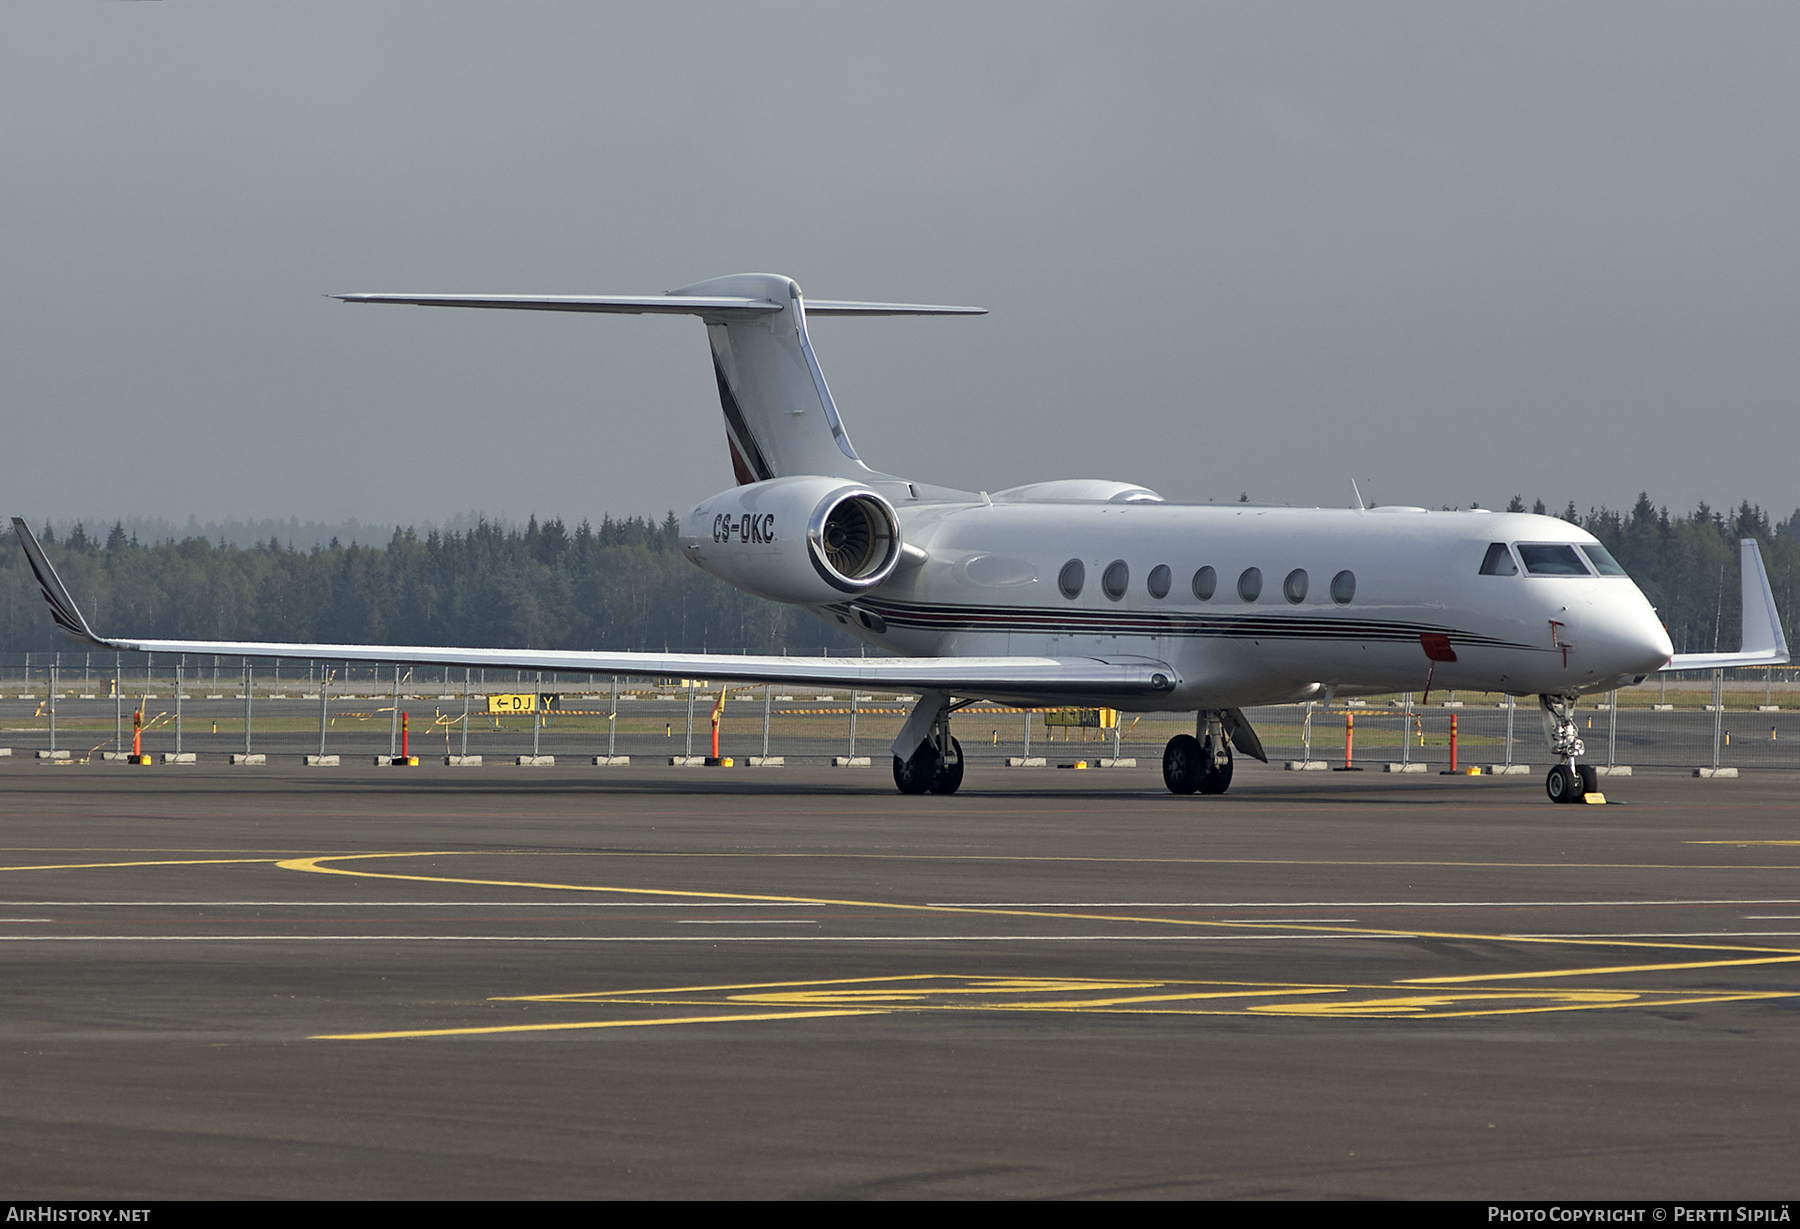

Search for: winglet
xmin=9 ymin=518 xmax=112 ymax=649
xmin=1739 ymin=537 xmax=1790 ymax=662
xmin=1663 ymin=539 xmax=1790 ymax=671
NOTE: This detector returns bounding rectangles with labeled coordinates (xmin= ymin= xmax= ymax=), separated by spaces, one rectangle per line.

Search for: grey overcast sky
xmin=4 ymin=3 xmax=1796 ymax=530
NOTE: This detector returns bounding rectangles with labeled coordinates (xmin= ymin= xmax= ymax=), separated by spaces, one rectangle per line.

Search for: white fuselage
xmin=805 ymin=500 xmax=1673 ymax=711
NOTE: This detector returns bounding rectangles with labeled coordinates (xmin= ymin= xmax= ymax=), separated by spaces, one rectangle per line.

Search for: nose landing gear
xmin=1539 ymin=694 xmax=1597 ymax=804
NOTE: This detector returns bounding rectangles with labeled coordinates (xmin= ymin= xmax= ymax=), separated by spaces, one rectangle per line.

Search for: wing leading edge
xmin=8 ymin=519 xmax=1175 ymax=700
xmin=331 ymin=293 xmax=986 ymax=318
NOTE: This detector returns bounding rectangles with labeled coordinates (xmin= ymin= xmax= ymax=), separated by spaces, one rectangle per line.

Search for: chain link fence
xmin=2 ymin=652 xmax=1796 ymax=771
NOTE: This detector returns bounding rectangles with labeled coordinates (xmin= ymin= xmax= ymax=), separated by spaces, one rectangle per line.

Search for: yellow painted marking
xmin=276 ymin=851 xmax=1800 ymax=961
xmin=499 ymin=972 xmax=952 ymax=1001
xmin=0 ymin=857 xmax=279 ymax=873
xmin=318 ymin=974 xmax=1797 ymax=1037
xmin=244 ymin=844 xmax=1800 ymax=871
xmin=1689 ymin=841 xmax=1800 ymax=847
xmin=313 ymin=1008 xmax=881 ymax=1041
xmin=1403 ymin=954 xmax=1800 ymax=983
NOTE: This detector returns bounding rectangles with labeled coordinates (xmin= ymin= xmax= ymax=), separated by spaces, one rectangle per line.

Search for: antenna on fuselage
xmin=1350 ymin=479 xmax=1366 ymax=512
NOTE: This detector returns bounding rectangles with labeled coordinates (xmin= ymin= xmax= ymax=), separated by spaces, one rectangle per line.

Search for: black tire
xmin=1163 ymin=735 xmax=1204 ymax=795
xmin=1546 ymin=763 xmax=1577 ymax=804
xmin=893 ymin=742 xmax=936 ymax=794
xmin=1199 ymin=749 xmax=1234 ymax=796
xmin=1577 ymin=764 xmax=1598 ymax=796
xmin=929 ymin=736 xmax=964 ymax=795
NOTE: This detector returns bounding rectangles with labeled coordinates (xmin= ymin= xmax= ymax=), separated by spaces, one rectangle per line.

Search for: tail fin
xmin=686 ymin=274 xmax=872 ymax=483
xmin=334 ymin=275 xmax=984 ymax=484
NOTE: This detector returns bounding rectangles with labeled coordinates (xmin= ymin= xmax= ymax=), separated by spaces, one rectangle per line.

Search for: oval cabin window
xmin=1058 ymin=559 xmax=1085 ymax=599
xmin=1102 ymin=560 xmax=1129 ymax=601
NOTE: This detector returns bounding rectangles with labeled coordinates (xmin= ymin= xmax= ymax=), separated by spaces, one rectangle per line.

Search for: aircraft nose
xmin=1594 ymin=601 xmax=1674 ymax=677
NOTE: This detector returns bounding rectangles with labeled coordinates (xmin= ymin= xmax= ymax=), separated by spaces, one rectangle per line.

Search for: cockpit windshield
xmin=1579 ymin=544 xmax=1629 ymax=577
xmin=1517 ymin=544 xmax=1589 ymax=576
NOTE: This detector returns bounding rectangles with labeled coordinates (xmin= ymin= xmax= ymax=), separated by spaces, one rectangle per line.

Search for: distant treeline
xmin=0 ymin=514 xmax=858 ymax=656
xmin=2 ymin=497 xmax=1796 ymax=658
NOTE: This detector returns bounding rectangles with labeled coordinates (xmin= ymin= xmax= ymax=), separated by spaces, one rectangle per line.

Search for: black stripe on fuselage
xmin=840 ymin=597 xmax=1530 ymax=649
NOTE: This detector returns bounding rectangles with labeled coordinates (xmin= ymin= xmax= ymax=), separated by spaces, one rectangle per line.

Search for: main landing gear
xmin=1163 ymin=711 xmax=1233 ymax=795
xmin=1539 ymin=694 xmax=1597 ymax=804
xmin=893 ymin=701 xmax=964 ymax=795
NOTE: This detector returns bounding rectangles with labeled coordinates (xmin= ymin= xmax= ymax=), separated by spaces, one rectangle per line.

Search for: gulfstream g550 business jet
xmin=12 ymin=273 xmax=1788 ymax=802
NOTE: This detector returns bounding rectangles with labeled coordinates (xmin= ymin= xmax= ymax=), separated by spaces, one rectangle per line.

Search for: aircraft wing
xmin=9 ymin=519 xmax=1174 ymax=699
xmin=1662 ymin=539 xmax=1790 ymax=672
xmin=332 ymin=294 xmax=985 ymax=317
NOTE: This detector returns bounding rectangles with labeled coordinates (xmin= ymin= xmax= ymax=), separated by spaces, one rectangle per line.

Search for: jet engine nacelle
xmin=680 ymin=476 xmax=902 ymax=605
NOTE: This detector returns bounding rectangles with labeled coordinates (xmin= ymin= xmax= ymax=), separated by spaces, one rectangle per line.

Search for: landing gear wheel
xmin=894 ymin=736 xmax=964 ymax=795
xmin=1577 ymin=764 xmax=1598 ymax=796
xmin=893 ymin=742 xmax=937 ymax=794
xmin=1163 ymin=735 xmax=1204 ymax=795
xmin=1199 ymin=748 xmax=1234 ymax=796
xmin=1546 ymin=763 xmax=1580 ymax=804
xmin=929 ymin=736 xmax=964 ymax=795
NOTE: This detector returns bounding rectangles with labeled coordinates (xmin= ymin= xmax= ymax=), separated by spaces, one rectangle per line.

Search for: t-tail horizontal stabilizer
xmin=335 ymin=275 xmax=985 ymax=487
xmin=1663 ymin=539 xmax=1790 ymax=671
xmin=9 ymin=518 xmax=1177 ymax=701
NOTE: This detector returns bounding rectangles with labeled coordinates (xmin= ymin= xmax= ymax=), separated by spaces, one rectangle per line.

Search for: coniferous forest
xmin=2 ymin=498 xmax=1796 ymax=658
xmin=0 ymin=514 xmax=856 ymax=657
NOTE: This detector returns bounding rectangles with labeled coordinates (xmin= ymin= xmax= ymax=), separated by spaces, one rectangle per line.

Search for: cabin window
xmin=1283 ymin=569 xmax=1308 ymax=604
xmin=1058 ymin=559 xmax=1085 ymax=599
xmin=1102 ymin=559 xmax=1129 ymax=601
xmin=1147 ymin=564 xmax=1172 ymax=599
xmin=1580 ymin=544 xmax=1629 ymax=577
xmin=1191 ymin=566 xmax=1217 ymax=601
xmin=1479 ymin=542 xmax=1518 ymax=576
xmin=1330 ymin=570 xmax=1355 ymax=604
xmin=1518 ymin=544 xmax=1589 ymax=576
xmin=1237 ymin=567 xmax=1263 ymax=603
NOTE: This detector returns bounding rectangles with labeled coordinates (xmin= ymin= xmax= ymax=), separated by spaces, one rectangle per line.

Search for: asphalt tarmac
xmin=1 ymin=758 xmax=1797 ymax=1199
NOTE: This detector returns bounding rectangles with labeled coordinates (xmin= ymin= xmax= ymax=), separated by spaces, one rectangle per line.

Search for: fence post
xmin=684 ymin=678 xmax=696 ymax=757
xmin=1711 ymin=669 xmax=1725 ymax=770
xmin=389 ymin=664 xmax=401 ymax=759
xmin=533 ymin=671 xmax=543 ymax=758
xmin=761 ymin=684 xmax=771 ymax=758
xmin=1401 ymin=693 xmax=1413 ymax=767
xmin=1504 ymin=694 xmax=1515 ymax=767
xmin=610 ymin=676 xmax=619 ymax=758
